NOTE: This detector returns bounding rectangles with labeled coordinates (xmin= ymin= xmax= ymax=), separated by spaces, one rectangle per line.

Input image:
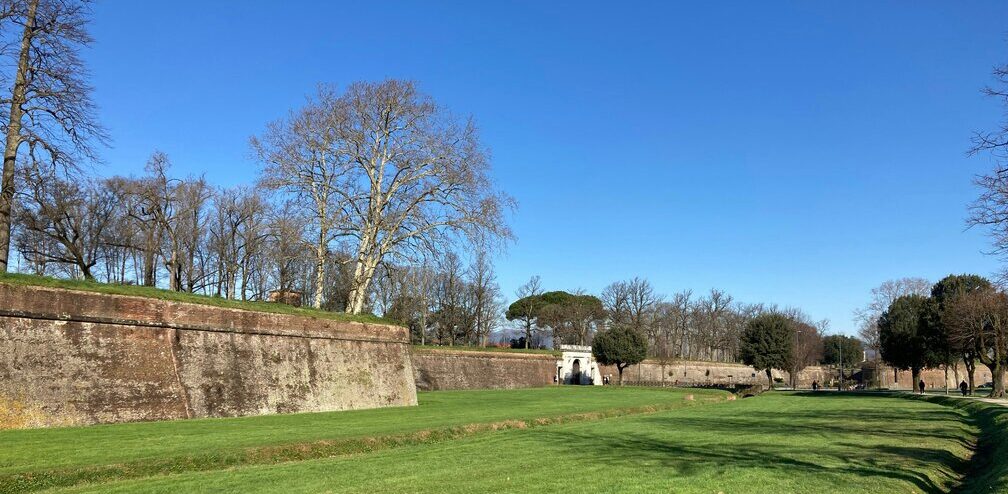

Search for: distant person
xmin=918 ymin=379 xmax=926 ymax=394
xmin=812 ymin=380 xmax=819 ymax=392
xmin=960 ymin=380 xmax=969 ymax=397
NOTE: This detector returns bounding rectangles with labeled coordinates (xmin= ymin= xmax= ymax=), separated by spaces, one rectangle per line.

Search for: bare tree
xmin=467 ymin=250 xmax=502 ymax=346
xmin=0 ymin=0 xmax=106 ymax=273
xmin=114 ymin=175 xmax=160 ymax=286
xmin=667 ymin=290 xmax=693 ymax=362
xmin=508 ymin=275 xmax=543 ymax=349
xmin=332 ymin=80 xmax=515 ymax=314
xmin=946 ymin=288 xmax=1008 ymax=398
xmin=854 ymin=278 xmax=931 ymax=387
xmin=13 ymin=169 xmax=115 ymax=279
xmin=782 ymin=309 xmax=824 ymax=389
xmin=253 ymin=88 xmax=346 ymax=309
xmin=175 ymin=178 xmax=212 ymax=293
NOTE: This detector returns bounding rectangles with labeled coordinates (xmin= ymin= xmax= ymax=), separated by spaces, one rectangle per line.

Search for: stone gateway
xmin=556 ymin=345 xmax=602 ymax=385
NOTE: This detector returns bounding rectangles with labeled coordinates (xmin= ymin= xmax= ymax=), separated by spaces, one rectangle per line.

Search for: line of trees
xmin=504 ymin=275 xmax=845 ymax=382
xmin=506 ymin=276 xmax=769 ymax=361
xmin=0 ymin=0 xmax=515 ymax=320
xmin=0 ymin=2 xmax=517 ymax=320
xmin=737 ymin=308 xmax=843 ymax=388
xmin=874 ymin=274 xmax=1007 ymax=398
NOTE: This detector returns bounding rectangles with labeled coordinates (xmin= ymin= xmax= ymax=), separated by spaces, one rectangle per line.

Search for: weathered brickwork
xmin=0 ymin=284 xmax=417 ymax=426
xmin=411 ymin=348 xmax=556 ymax=391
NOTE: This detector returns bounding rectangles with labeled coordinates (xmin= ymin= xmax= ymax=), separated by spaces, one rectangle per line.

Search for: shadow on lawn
xmin=530 ymin=396 xmax=974 ymax=494
xmin=633 ymin=408 xmax=976 ymax=450
xmin=913 ymin=395 xmax=1008 ymax=494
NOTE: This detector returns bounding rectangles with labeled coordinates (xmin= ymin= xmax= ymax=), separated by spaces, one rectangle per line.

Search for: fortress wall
xmin=411 ymin=348 xmax=556 ymax=391
xmin=0 ymin=283 xmax=417 ymax=426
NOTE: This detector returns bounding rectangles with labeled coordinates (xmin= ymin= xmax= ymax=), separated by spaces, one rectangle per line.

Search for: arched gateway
xmin=556 ymin=345 xmax=602 ymax=385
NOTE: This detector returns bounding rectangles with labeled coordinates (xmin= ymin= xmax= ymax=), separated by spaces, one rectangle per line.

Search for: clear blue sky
xmin=85 ymin=1 xmax=1008 ymax=333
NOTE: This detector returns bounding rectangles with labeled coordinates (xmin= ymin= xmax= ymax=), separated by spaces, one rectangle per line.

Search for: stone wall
xmin=600 ymin=360 xmax=822 ymax=386
xmin=869 ymin=362 xmax=994 ymax=391
xmin=411 ymin=348 xmax=556 ymax=391
xmin=0 ymin=283 xmax=417 ymax=426
xmin=410 ymin=349 xmax=834 ymax=390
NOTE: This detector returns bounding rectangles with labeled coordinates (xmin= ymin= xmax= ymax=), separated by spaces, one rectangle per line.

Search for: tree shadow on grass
xmin=631 ymin=410 xmax=977 ymax=451
xmin=528 ymin=395 xmax=976 ymax=494
xmin=532 ymin=427 xmax=958 ymax=494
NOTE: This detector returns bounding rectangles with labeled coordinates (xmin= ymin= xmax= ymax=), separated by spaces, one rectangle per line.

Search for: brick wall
xmin=0 ymin=283 xmax=417 ymax=426
xmin=411 ymin=348 xmax=556 ymax=391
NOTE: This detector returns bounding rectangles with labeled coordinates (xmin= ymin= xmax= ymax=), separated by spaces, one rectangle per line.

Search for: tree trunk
xmin=944 ymin=366 xmax=949 ymax=395
xmin=990 ymin=363 xmax=1005 ymax=399
xmin=168 ymin=250 xmax=182 ymax=292
xmin=143 ymin=243 xmax=157 ymax=286
xmin=875 ymin=354 xmax=881 ymax=390
xmin=966 ymin=359 xmax=976 ymax=396
xmin=911 ymin=367 xmax=921 ymax=394
xmin=617 ymin=365 xmax=625 ymax=386
xmin=346 ymin=255 xmax=377 ymax=314
xmin=765 ymin=368 xmax=773 ymax=389
xmin=313 ymin=230 xmax=326 ymax=309
xmin=0 ymin=0 xmax=38 ymax=273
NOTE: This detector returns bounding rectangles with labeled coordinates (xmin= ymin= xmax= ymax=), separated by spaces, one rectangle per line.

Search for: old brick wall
xmin=871 ymin=363 xmax=994 ymax=391
xmin=411 ymin=348 xmax=556 ymax=391
xmin=0 ymin=284 xmax=417 ymax=426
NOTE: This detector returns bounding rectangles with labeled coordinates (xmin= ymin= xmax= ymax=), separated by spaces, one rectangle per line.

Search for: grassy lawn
xmin=6 ymin=389 xmax=1005 ymax=493
xmin=0 ymin=272 xmax=393 ymax=325
xmin=1 ymin=387 xmax=723 ymax=492
xmin=28 ymin=391 xmax=1005 ymax=494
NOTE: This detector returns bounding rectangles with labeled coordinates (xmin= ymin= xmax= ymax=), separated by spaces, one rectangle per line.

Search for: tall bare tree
xmin=854 ymin=278 xmax=931 ymax=386
xmin=0 ymin=0 xmax=105 ymax=273
xmin=253 ymin=88 xmax=346 ymax=309
xmin=467 ymin=250 xmax=502 ymax=346
xmin=332 ymin=80 xmax=515 ymax=314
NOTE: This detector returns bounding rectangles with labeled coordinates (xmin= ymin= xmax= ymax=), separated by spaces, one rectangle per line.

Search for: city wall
xmin=0 ymin=283 xmax=417 ymax=427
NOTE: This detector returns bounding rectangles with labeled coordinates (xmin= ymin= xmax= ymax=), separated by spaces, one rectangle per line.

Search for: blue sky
xmin=85 ymin=1 xmax=1008 ymax=333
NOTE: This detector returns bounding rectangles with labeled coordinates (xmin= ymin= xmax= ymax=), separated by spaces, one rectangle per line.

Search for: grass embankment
xmin=0 ymin=272 xmax=393 ymax=325
xmin=911 ymin=394 xmax=1008 ymax=493
xmin=0 ymin=387 xmax=722 ymax=493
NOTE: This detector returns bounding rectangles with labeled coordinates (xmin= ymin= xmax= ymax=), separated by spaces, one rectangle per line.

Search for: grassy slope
xmin=60 ymin=392 xmax=984 ymax=494
xmin=914 ymin=395 xmax=1008 ymax=493
xmin=0 ymin=272 xmax=393 ymax=325
xmin=1 ymin=387 xmax=721 ymax=489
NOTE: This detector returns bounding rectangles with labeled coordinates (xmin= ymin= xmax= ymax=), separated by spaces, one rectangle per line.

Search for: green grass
xmin=6 ymin=389 xmax=1005 ymax=493
xmin=913 ymin=394 xmax=1008 ymax=493
xmin=0 ymin=272 xmax=395 ymax=325
xmin=0 ymin=387 xmax=722 ymax=492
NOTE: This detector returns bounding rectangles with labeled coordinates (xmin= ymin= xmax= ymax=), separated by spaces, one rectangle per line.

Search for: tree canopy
xmin=821 ymin=335 xmax=863 ymax=368
xmin=739 ymin=313 xmax=793 ymax=387
xmin=878 ymin=294 xmax=942 ymax=385
xmin=592 ymin=326 xmax=647 ymax=385
xmin=506 ymin=290 xmax=605 ymax=347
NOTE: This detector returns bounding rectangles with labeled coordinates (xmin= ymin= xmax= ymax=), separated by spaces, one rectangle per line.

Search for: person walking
xmin=918 ymin=379 xmax=926 ymax=395
xmin=959 ymin=380 xmax=969 ymax=397
xmin=812 ymin=380 xmax=819 ymax=392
